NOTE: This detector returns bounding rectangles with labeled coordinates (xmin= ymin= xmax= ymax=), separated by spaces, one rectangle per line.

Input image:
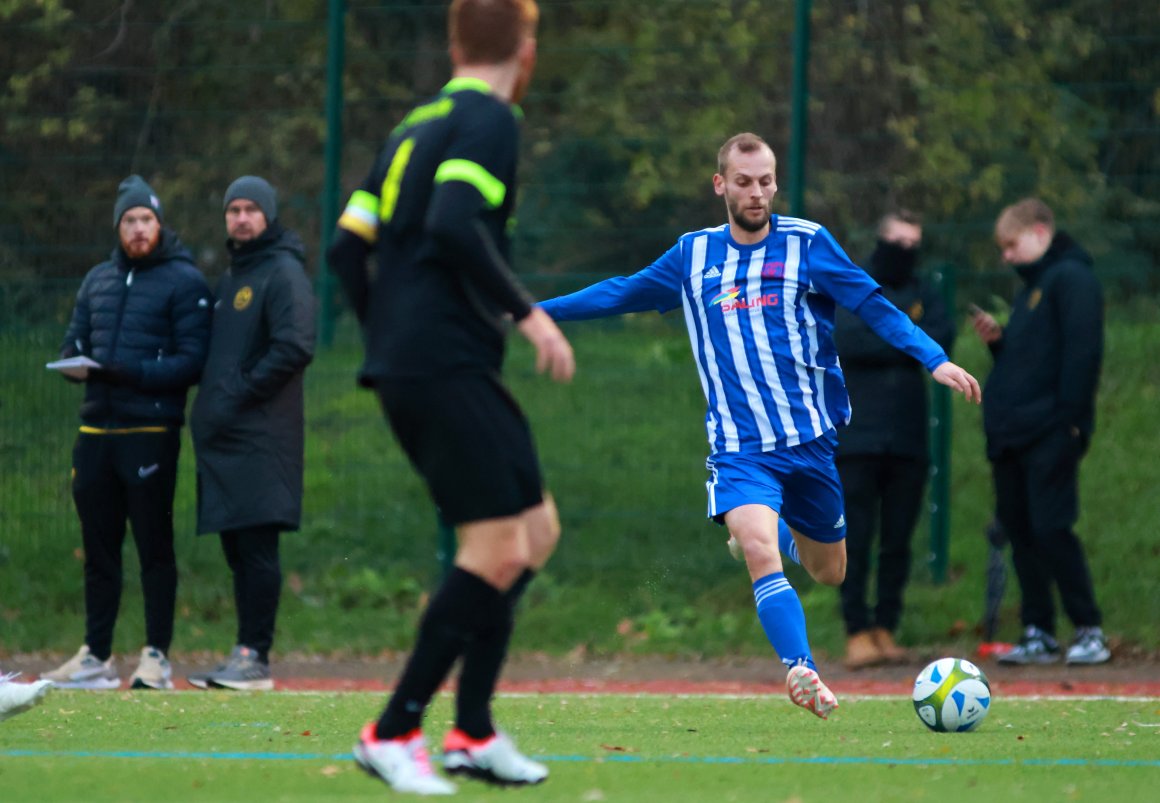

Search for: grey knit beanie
xmin=113 ymin=175 xmax=163 ymax=227
xmin=223 ymin=175 xmax=277 ymax=222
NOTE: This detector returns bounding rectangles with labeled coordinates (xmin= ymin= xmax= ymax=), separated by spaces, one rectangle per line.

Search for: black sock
xmin=455 ymin=569 xmax=536 ymax=740
xmin=375 ymin=568 xmax=504 ymax=741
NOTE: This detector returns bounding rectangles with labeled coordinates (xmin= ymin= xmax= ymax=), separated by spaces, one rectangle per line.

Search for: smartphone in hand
xmin=967 ymin=303 xmax=984 ymax=318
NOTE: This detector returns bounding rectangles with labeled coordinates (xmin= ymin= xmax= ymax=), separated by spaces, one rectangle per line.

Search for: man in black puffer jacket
xmin=833 ymin=210 xmax=955 ymax=669
xmin=44 ymin=175 xmax=211 ymax=691
xmin=188 ymin=176 xmax=315 ymax=691
xmin=972 ymin=197 xmax=1108 ymax=667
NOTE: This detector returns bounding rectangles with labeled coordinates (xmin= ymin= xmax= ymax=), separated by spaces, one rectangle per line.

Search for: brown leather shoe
xmin=869 ymin=627 xmax=910 ymax=664
xmin=844 ymin=631 xmax=885 ymax=669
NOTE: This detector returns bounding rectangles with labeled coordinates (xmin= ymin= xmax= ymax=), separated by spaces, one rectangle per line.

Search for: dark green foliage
xmin=1 ymin=1 xmax=1157 ymax=300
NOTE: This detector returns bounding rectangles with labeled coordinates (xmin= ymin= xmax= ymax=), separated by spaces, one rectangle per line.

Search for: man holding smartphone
xmin=972 ymin=198 xmax=1109 ymax=666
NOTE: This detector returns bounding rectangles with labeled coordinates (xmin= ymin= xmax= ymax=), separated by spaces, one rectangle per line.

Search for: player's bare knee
xmin=811 ymin=560 xmax=846 ymax=587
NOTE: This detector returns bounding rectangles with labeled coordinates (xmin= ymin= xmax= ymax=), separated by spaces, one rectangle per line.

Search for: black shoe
xmin=998 ymin=626 xmax=1061 ymax=665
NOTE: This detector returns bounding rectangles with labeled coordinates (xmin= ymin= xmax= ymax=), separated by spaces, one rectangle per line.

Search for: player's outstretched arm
xmin=517 ymin=307 xmax=575 ymax=383
xmin=932 ymin=361 xmax=981 ymax=404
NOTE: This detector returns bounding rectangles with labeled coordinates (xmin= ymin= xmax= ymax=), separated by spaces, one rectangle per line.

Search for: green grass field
xmin=2 ymin=301 xmax=1159 ymax=660
xmin=2 ymin=690 xmax=1157 ymax=802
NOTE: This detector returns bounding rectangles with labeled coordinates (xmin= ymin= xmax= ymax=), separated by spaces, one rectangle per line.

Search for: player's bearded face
xmin=119 ymin=209 xmax=162 ymax=259
xmin=718 ymin=148 xmax=778 ymax=234
xmin=726 ymin=187 xmax=774 ymax=233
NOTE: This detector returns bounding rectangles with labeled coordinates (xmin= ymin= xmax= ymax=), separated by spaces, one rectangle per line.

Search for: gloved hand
xmin=88 ymin=362 xmax=143 ymax=387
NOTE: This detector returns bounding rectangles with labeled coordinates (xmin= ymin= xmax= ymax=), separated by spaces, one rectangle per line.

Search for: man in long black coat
xmin=833 ymin=210 xmax=955 ymax=668
xmin=189 ymin=176 xmax=315 ymax=690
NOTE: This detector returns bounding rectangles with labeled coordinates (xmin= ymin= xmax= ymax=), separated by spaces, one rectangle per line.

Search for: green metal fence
xmin=1 ymin=2 xmax=1157 ymax=606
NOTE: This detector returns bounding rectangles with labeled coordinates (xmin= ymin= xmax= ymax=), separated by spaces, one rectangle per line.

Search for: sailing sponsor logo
xmin=712 ymin=286 xmax=780 ymax=313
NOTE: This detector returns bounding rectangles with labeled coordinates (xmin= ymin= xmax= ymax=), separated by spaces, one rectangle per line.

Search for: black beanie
xmin=223 ymin=175 xmax=277 ymax=222
xmin=113 ymin=175 xmax=164 ymax=227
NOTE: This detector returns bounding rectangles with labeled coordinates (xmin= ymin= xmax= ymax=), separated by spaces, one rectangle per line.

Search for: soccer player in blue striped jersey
xmin=539 ymin=133 xmax=980 ymax=719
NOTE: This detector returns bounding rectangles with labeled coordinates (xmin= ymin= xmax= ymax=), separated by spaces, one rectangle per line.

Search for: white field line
xmin=250 ymin=690 xmax=1160 ymax=703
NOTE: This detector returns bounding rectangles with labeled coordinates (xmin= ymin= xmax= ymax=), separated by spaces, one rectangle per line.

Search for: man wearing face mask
xmin=833 ymin=210 xmax=955 ymax=669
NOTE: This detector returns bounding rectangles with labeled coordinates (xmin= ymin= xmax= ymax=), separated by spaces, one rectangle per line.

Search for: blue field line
xmin=3 ymin=749 xmax=1158 ymax=769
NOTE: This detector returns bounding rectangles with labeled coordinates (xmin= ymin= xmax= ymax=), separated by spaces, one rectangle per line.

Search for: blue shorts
xmin=705 ymin=430 xmax=847 ymax=543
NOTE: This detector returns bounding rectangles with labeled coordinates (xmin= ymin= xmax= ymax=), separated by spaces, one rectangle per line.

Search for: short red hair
xmin=449 ymin=0 xmax=539 ymax=65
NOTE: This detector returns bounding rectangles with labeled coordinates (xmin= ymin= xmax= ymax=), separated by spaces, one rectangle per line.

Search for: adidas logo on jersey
xmin=703 ymin=265 xmax=722 ymax=279
xmin=833 ymin=514 xmax=846 ymax=529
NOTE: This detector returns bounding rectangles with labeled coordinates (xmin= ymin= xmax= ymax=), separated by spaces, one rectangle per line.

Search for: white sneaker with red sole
xmin=443 ymin=728 xmax=548 ymax=786
xmin=353 ymin=724 xmax=456 ymax=796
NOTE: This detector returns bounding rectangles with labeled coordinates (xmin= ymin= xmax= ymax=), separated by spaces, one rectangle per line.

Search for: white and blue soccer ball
xmin=912 ymin=657 xmax=991 ymax=732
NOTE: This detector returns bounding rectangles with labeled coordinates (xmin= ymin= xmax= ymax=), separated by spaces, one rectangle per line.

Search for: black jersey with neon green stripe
xmin=332 ymin=77 xmax=535 ymax=380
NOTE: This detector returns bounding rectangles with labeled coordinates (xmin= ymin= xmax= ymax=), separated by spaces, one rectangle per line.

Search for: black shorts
xmin=375 ymin=373 xmax=544 ymax=526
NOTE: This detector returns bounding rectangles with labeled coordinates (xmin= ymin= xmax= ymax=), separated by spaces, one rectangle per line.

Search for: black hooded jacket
xmin=982 ymin=232 xmax=1103 ymax=459
xmin=61 ymin=230 xmax=212 ymax=426
xmin=190 ymin=222 xmax=316 ymax=534
xmin=834 ymin=243 xmax=955 ymax=459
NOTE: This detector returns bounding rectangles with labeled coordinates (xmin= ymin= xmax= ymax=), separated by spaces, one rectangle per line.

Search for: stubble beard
xmin=729 ymin=196 xmax=772 ymax=233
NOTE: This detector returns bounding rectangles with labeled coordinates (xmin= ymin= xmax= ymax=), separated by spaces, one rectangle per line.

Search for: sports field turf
xmin=2 ymin=691 xmax=1156 ymax=802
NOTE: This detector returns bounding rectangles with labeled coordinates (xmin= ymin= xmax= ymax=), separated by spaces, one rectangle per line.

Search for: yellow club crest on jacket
xmin=1028 ymin=288 xmax=1042 ymax=310
xmin=233 ymin=286 xmax=253 ymax=311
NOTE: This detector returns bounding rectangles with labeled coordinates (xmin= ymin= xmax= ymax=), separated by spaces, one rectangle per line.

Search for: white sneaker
xmin=353 ymin=723 xmax=457 ymax=796
xmin=443 ymin=728 xmax=548 ymax=786
xmin=0 ymin=673 xmax=53 ymax=722
xmin=130 ymin=647 xmax=174 ymax=690
xmin=41 ymin=646 xmax=121 ymax=690
xmin=1066 ymin=626 xmax=1111 ymax=665
xmin=786 ymin=664 xmax=839 ymax=720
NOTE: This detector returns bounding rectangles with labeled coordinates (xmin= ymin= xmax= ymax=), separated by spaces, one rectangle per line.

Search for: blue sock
xmin=778 ymin=518 xmax=801 ymax=565
xmin=753 ymin=572 xmax=815 ymax=670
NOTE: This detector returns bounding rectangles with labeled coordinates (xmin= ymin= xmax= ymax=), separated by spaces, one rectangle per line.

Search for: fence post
xmin=927 ymin=261 xmax=956 ymax=583
xmin=317 ymin=0 xmax=345 ymax=347
xmin=788 ymin=0 xmax=811 ymax=217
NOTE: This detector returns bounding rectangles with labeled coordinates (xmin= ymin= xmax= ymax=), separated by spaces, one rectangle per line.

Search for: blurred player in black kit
xmin=327 ymin=0 xmax=573 ymax=795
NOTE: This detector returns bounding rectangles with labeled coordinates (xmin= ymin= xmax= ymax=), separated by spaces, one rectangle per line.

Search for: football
xmin=912 ymin=657 xmax=992 ymax=732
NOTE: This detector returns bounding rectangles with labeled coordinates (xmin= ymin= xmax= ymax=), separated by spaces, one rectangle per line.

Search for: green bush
xmin=2 ymin=308 xmax=1157 ymax=660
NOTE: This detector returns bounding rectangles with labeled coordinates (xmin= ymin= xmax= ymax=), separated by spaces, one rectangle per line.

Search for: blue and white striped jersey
xmin=539 ymin=216 xmax=948 ymax=455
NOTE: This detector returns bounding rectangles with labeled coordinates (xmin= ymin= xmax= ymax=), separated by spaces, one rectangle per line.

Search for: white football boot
xmin=443 ymin=728 xmax=548 ymax=786
xmin=353 ymin=723 xmax=456 ymax=796
xmin=0 ymin=672 xmax=53 ymax=722
xmin=786 ymin=664 xmax=839 ymax=720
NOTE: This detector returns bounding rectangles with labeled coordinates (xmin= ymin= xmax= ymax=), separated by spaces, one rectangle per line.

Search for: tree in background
xmin=1 ymin=0 xmax=1156 ymax=306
